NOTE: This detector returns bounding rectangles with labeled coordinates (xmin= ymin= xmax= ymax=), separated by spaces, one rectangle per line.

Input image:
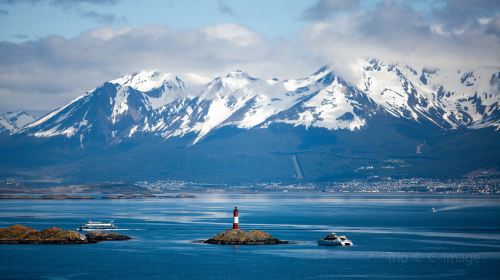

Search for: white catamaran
xmin=77 ymin=220 xmax=118 ymax=231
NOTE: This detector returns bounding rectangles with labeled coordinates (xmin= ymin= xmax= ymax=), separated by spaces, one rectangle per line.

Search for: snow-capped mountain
xmin=20 ymin=59 xmax=500 ymax=147
xmin=356 ymin=59 xmax=500 ymax=129
xmin=3 ymin=59 xmax=500 ymax=183
xmin=0 ymin=111 xmax=36 ymax=134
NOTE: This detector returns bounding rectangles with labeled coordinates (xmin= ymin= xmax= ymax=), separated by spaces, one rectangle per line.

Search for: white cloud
xmin=83 ymin=27 xmax=132 ymax=40
xmin=203 ymin=23 xmax=261 ymax=47
xmin=0 ymin=24 xmax=318 ymax=111
xmin=297 ymin=0 xmax=500 ymax=81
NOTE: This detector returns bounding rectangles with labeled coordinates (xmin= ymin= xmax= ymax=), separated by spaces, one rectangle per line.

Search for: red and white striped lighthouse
xmin=233 ymin=206 xmax=239 ymax=230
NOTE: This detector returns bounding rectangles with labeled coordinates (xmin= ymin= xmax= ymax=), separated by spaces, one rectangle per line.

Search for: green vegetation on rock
xmin=0 ymin=224 xmax=86 ymax=244
xmin=0 ymin=224 xmax=131 ymax=244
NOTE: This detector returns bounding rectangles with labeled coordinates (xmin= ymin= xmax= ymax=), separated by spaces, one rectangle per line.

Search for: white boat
xmin=318 ymin=232 xmax=353 ymax=246
xmin=77 ymin=220 xmax=118 ymax=231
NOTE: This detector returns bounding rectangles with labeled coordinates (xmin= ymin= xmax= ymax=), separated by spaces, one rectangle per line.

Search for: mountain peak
xmin=312 ymin=65 xmax=331 ymax=76
xmin=204 ymin=70 xmax=257 ymax=90
xmin=110 ymin=70 xmax=185 ymax=92
xmin=225 ymin=70 xmax=255 ymax=80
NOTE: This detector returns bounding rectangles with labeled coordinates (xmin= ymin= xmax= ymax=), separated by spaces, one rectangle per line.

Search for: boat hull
xmin=78 ymin=228 xmax=118 ymax=231
xmin=317 ymin=239 xmax=352 ymax=246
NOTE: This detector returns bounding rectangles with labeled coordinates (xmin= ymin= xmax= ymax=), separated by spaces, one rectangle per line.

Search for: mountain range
xmin=1 ymin=58 xmax=499 ymax=183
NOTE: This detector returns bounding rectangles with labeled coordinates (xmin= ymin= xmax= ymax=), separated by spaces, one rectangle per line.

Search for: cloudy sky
xmin=0 ymin=0 xmax=499 ymax=113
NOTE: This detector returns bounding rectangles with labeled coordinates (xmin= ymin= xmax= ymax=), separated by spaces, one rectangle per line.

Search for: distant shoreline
xmin=1 ymin=193 xmax=499 ymax=200
xmin=0 ymin=193 xmax=196 ymax=200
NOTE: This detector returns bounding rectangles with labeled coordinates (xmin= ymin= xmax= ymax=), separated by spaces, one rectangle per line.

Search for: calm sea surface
xmin=1 ymin=194 xmax=499 ymax=279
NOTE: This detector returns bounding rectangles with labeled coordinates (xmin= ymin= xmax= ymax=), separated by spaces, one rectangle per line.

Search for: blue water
xmin=1 ymin=194 xmax=500 ymax=279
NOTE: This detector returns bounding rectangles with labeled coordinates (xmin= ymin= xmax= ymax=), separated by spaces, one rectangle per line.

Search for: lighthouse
xmin=233 ymin=206 xmax=239 ymax=230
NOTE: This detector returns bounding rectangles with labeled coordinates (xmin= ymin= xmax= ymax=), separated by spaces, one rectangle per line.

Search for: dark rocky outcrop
xmin=204 ymin=229 xmax=288 ymax=245
xmin=85 ymin=231 xmax=131 ymax=242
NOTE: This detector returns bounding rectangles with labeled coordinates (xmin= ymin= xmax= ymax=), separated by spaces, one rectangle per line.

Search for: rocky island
xmin=204 ymin=229 xmax=288 ymax=245
xmin=204 ymin=207 xmax=288 ymax=245
xmin=85 ymin=231 xmax=131 ymax=242
xmin=0 ymin=224 xmax=130 ymax=244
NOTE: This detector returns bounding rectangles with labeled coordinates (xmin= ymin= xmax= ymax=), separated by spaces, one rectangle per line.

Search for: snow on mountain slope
xmin=148 ymin=67 xmax=371 ymax=143
xmin=423 ymin=67 xmax=499 ymax=129
xmin=267 ymin=68 xmax=377 ymax=130
xmin=192 ymin=71 xmax=259 ymax=141
xmin=356 ymin=58 xmax=500 ymax=129
xmin=110 ymin=70 xmax=201 ymax=109
xmin=21 ymin=70 xmax=208 ymax=143
xmin=191 ymin=70 xmax=304 ymax=142
xmin=19 ymin=59 xmax=500 ymax=146
xmin=0 ymin=111 xmax=37 ymax=134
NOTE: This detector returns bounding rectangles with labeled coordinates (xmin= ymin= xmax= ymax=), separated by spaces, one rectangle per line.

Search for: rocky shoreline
xmin=204 ymin=229 xmax=288 ymax=245
xmin=0 ymin=225 xmax=130 ymax=244
xmin=85 ymin=231 xmax=131 ymax=242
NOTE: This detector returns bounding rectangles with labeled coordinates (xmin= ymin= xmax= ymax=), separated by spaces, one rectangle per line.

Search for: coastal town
xmin=136 ymin=176 xmax=500 ymax=194
xmin=1 ymin=174 xmax=499 ymax=199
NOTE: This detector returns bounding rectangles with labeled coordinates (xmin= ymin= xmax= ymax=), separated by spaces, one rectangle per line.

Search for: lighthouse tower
xmin=233 ymin=206 xmax=239 ymax=230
